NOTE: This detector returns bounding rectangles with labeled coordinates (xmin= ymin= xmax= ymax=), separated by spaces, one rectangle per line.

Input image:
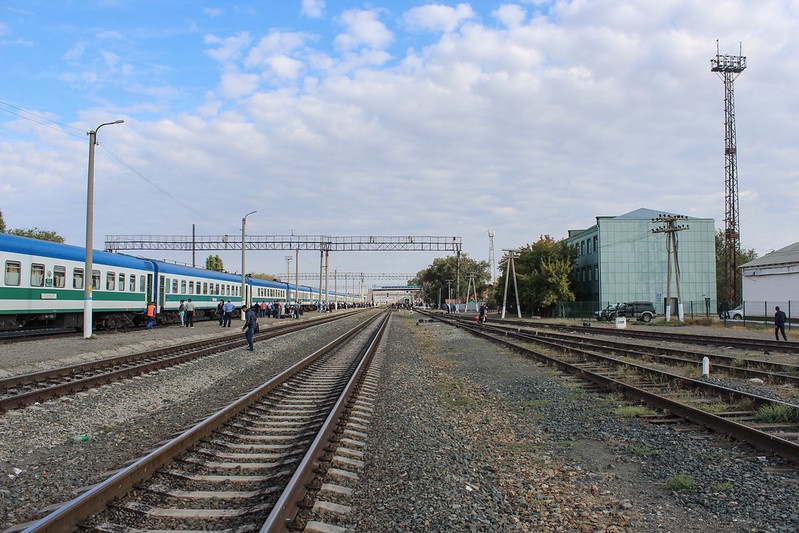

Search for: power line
xmin=0 ymin=99 xmax=232 ymax=233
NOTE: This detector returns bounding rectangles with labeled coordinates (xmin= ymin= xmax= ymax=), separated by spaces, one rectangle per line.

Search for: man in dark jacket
xmin=241 ymin=304 xmax=257 ymax=351
xmin=775 ymin=306 xmax=788 ymax=341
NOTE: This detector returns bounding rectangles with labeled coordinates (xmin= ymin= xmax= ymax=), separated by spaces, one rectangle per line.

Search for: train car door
xmin=158 ymin=275 xmax=167 ymax=312
xmin=146 ymin=274 xmax=154 ymax=308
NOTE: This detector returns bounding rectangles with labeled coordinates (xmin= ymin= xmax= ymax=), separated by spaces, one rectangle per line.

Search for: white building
xmin=740 ymin=242 xmax=799 ymax=316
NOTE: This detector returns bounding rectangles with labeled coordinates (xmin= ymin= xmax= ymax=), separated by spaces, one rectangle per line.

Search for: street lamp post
xmin=334 ymin=267 xmax=339 ymax=310
xmin=241 ymin=210 xmax=257 ymax=318
xmin=83 ymin=119 xmax=124 ymax=339
xmin=285 ymin=255 xmax=292 ymax=299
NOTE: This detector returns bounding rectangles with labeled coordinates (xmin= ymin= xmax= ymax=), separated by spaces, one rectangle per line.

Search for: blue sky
xmin=2 ymin=1 xmax=799 ymax=282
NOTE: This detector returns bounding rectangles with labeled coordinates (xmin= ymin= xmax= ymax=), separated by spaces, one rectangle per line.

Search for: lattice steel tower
xmin=711 ymin=41 xmax=746 ymax=305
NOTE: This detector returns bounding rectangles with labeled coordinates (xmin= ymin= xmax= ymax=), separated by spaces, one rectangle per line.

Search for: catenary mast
xmin=710 ymin=41 xmax=746 ymax=306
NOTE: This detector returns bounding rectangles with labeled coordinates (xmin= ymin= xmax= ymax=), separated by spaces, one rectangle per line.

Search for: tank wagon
xmin=0 ymin=233 xmax=355 ymax=331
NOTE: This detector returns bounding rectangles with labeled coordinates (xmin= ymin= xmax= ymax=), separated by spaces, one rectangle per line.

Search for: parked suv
xmin=595 ymin=304 xmax=618 ymax=321
xmin=617 ymin=301 xmax=657 ymax=322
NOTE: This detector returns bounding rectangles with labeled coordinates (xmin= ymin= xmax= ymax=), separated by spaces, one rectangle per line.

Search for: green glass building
xmin=566 ymin=208 xmax=716 ymax=316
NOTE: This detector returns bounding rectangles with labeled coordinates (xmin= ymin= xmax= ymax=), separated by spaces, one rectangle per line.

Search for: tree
xmin=0 ymin=208 xmax=65 ymax=242
xmin=495 ymin=235 xmax=576 ymax=315
xmin=7 ymin=228 xmax=65 ymax=243
xmin=411 ymin=254 xmax=491 ymax=307
xmin=251 ymin=273 xmax=279 ymax=281
xmin=715 ymin=230 xmax=757 ymax=307
xmin=206 ymin=255 xmax=224 ymax=272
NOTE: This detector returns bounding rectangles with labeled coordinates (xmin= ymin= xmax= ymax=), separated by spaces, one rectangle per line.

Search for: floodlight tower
xmin=711 ymin=41 xmax=746 ymax=306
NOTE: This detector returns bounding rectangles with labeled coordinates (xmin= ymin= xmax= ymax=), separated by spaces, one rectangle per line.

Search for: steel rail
xmin=19 ymin=311 xmax=386 ymax=533
xmin=0 ymin=312 xmax=353 ymax=413
xmin=475 ymin=321 xmax=799 ymax=385
xmin=493 ymin=316 xmax=799 ymax=353
xmin=261 ymin=310 xmax=391 ymax=531
xmin=430 ymin=313 xmax=799 ymax=464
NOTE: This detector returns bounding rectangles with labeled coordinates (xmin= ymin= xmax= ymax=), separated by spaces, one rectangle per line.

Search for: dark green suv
xmin=617 ymin=301 xmax=657 ymax=322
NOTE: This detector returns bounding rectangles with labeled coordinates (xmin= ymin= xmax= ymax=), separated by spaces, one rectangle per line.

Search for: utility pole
xmin=711 ymin=41 xmax=746 ymax=306
xmin=652 ymin=214 xmax=689 ymax=322
xmin=501 ymin=250 xmax=521 ymax=319
xmin=446 ymin=279 xmax=454 ymax=312
xmin=488 ymin=230 xmax=496 ymax=283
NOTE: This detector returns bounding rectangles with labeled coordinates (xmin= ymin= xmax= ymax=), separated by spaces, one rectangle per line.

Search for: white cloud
xmin=301 ymin=0 xmax=325 ymax=19
xmin=403 ymin=3 xmax=475 ymax=33
xmin=493 ymin=4 xmax=527 ymax=28
xmin=334 ymin=9 xmax=393 ymax=51
xmin=204 ymin=7 xmax=224 ymax=17
xmin=4 ymin=0 xmax=799 ymax=273
xmin=204 ymin=32 xmax=253 ymax=63
xmin=218 ymin=69 xmax=261 ymax=99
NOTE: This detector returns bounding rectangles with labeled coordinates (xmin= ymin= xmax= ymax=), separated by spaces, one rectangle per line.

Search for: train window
xmin=181 ymin=280 xmax=187 ymax=294
xmin=189 ymin=281 xmax=195 ymax=294
xmin=53 ymin=266 xmax=66 ymax=288
xmin=4 ymin=261 xmax=21 ymax=286
xmin=92 ymin=270 xmax=101 ymax=290
xmin=30 ymin=263 xmax=45 ymax=287
xmin=73 ymin=268 xmax=84 ymax=289
xmin=172 ymin=279 xmax=178 ymax=293
xmin=119 ymin=273 xmax=125 ymax=291
xmin=203 ymin=282 xmax=208 ymax=295
xmin=130 ymin=275 xmax=136 ymax=292
xmin=139 ymin=275 xmax=145 ymax=292
xmin=106 ymin=272 xmax=116 ymax=290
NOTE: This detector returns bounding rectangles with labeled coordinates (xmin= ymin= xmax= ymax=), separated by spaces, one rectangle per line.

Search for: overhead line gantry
xmin=105 ymin=234 xmax=462 ymax=304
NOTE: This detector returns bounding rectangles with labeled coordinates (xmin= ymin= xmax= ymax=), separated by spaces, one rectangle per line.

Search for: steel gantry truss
xmin=104 ymin=234 xmax=461 ymax=305
xmin=105 ymin=234 xmax=462 ymax=253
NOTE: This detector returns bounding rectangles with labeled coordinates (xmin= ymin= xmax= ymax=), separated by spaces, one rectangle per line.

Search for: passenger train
xmin=0 ymin=233 xmax=356 ymax=332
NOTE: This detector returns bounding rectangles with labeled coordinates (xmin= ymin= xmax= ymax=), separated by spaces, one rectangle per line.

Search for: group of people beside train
xmin=146 ymin=298 xmax=371 ymax=329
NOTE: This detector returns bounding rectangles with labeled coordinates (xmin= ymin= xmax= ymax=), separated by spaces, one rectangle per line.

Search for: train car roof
xmin=0 ymin=233 xmax=154 ymax=270
xmin=153 ymin=260 xmax=242 ymax=281
xmin=249 ymin=276 xmax=289 ymax=289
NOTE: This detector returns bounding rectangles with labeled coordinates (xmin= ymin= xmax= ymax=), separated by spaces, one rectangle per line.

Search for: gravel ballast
xmin=345 ymin=313 xmax=799 ymax=532
xmin=2 ymin=312 xmax=799 ymax=532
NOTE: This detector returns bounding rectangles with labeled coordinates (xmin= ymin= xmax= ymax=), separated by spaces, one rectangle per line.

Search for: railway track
xmin=0 ymin=312 xmax=357 ymax=413
xmin=494 ymin=316 xmax=799 ymax=353
xmin=429 ymin=313 xmax=799 ymax=465
xmin=454 ymin=317 xmax=799 ymax=386
xmin=19 ymin=310 xmax=390 ymax=533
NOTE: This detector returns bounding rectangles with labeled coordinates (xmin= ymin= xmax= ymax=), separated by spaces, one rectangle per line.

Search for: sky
xmin=2 ymin=0 xmax=799 ymax=284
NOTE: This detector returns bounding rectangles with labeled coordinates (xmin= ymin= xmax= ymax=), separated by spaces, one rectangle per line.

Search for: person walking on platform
xmin=223 ymin=299 xmax=235 ymax=327
xmin=178 ymin=299 xmax=185 ymax=327
xmin=241 ymin=304 xmax=257 ymax=351
xmin=185 ymin=298 xmax=195 ymax=328
xmin=145 ymin=302 xmax=156 ymax=329
xmin=775 ymin=306 xmax=788 ymax=341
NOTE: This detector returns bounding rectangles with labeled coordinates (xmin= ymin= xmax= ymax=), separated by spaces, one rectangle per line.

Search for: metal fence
xmin=558 ymin=300 xmax=720 ymax=320
xmin=556 ymin=299 xmax=797 ymax=328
